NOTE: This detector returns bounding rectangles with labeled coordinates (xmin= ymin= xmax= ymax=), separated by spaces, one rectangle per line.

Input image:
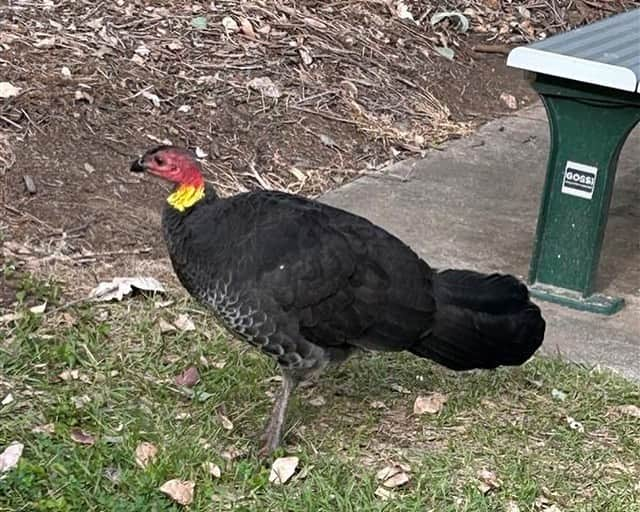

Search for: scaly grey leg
xmin=259 ymin=372 xmax=296 ymax=457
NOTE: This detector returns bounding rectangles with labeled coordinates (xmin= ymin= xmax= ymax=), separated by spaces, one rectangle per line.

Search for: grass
xmin=1 ymin=273 xmax=639 ymax=512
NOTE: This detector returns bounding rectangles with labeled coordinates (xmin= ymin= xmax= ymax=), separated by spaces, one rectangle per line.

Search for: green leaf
xmin=191 ymin=16 xmax=208 ymax=30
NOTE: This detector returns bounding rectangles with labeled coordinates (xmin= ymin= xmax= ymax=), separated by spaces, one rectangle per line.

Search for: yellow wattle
xmin=167 ymin=183 xmax=205 ymax=212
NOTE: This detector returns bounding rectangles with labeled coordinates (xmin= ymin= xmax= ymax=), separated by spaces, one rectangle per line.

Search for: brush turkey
xmin=130 ymin=145 xmax=545 ymax=456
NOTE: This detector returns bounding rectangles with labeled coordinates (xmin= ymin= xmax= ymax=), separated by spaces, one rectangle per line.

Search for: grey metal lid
xmin=507 ymin=9 xmax=640 ymax=93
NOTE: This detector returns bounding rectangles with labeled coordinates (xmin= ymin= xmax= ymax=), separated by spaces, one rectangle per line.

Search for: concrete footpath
xmin=323 ymin=103 xmax=640 ymax=381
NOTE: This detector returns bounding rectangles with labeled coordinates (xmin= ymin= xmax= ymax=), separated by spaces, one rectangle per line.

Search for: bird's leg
xmin=259 ymin=372 xmax=296 ymax=458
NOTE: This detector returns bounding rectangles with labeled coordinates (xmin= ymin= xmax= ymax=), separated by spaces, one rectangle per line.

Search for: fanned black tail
xmin=410 ymin=269 xmax=545 ymax=371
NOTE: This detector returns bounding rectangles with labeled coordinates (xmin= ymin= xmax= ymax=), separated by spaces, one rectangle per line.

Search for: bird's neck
xmin=167 ymin=170 xmax=205 ymax=212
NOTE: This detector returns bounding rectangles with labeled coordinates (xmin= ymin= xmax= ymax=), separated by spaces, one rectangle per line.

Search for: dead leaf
xmin=159 ymin=479 xmax=195 ymax=505
xmin=0 ymin=82 xmax=21 ymax=98
xmin=29 ymin=302 xmax=47 ymax=314
xmin=505 ymin=501 xmax=521 ymax=512
xmin=614 ymin=404 xmax=640 ymax=418
xmin=1 ymin=393 xmax=14 ymax=405
xmin=158 ymin=318 xmax=176 ymax=334
xmin=500 ymin=92 xmax=518 ymax=110
xmin=374 ymin=486 xmax=394 ymax=500
xmin=31 ymin=423 xmax=55 ymax=435
xmin=71 ymin=395 xmax=91 ymax=409
xmin=221 ymin=446 xmax=243 ymax=461
xmin=376 ymin=464 xmax=410 ymax=488
xmin=239 ymin=17 xmax=255 ymax=39
xmin=90 ymin=277 xmax=165 ymax=302
xmin=299 ymin=47 xmax=313 ymax=65
xmin=413 ymin=392 xmax=448 ymax=415
xmin=382 ymin=472 xmax=409 ymax=488
xmin=174 ymin=314 xmax=196 ymax=332
xmin=476 ymin=468 xmax=500 ymax=494
xmin=70 ymin=428 xmax=96 ymax=445
xmin=58 ymin=369 xmax=80 ymax=381
xmin=131 ymin=54 xmax=145 ymax=66
xmin=167 ymin=40 xmax=184 ymax=51
xmin=218 ymin=414 xmax=234 ymax=431
xmin=0 ymin=442 xmax=23 ymax=472
xmin=142 ymin=90 xmax=161 ymax=108
xmin=135 ymin=441 xmax=158 ymax=468
xmin=370 ymin=400 xmax=387 ymax=409
xmin=247 ymin=77 xmax=282 ymax=98
xmin=390 ymin=383 xmax=411 ymax=394
xmin=304 ymin=17 xmax=327 ymax=30
xmin=206 ymin=462 xmax=222 ymax=478
xmin=309 ymin=396 xmax=326 ymax=407
xmin=222 ymin=16 xmax=239 ymax=34
xmin=103 ymin=466 xmax=121 ymax=483
xmin=319 ymin=134 xmax=337 ymax=147
xmin=396 ymin=1 xmax=416 ymax=23
xmin=74 ymin=90 xmax=94 ymax=103
xmin=269 ymin=456 xmax=299 ymax=485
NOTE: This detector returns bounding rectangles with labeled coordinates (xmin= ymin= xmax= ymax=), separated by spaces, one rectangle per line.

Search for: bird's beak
xmin=130 ymin=157 xmax=146 ymax=173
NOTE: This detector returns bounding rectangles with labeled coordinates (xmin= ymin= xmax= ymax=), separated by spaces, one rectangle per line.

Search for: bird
xmin=130 ymin=145 xmax=545 ymax=457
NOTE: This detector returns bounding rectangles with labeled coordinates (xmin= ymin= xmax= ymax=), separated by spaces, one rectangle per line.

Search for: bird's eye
xmin=154 ymin=155 xmax=164 ymax=165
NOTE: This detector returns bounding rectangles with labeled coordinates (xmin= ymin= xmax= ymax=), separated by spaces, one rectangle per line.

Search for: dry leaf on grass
xmin=390 ymin=383 xmax=411 ymax=394
xmin=376 ymin=464 xmax=411 ymax=488
xmin=0 ymin=442 xmax=24 ymax=473
xmin=614 ymin=404 xmax=640 ymax=418
xmin=90 ymin=277 xmax=165 ymax=302
xmin=218 ymin=414 xmax=234 ymax=431
xmin=221 ymin=446 xmax=244 ymax=461
xmin=158 ymin=318 xmax=176 ymax=333
xmin=135 ymin=442 xmax=158 ymax=468
xmin=505 ymin=501 xmax=521 ymax=512
xmin=476 ymin=468 xmax=501 ymax=494
xmin=269 ymin=456 xmax=299 ymax=485
xmin=374 ymin=486 xmax=394 ymax=500
xmin=31 ymin=423 xmax=55 ymax=435
xmin=174 ymin=314 xmax=196 ymax=332
xmin=71 ymin=395 xmax=91 ymax=409
xmin=70 ymin=428 xmax=96 ymax=445
xmin=413 ymin=392 xmax=448 ymax=415
xmin=206 ymin=462 xmax=222 ymax=478
xmin=370 ymin=400 xmax=387 ymax=409
xmin=309 ymin=396 xmax=326 ymax=407
xmin=175 ymin=366 xmax=200 ymax=387
xmin=1 ymin=393 xmax=13 ymax=405
xmin=58 ymin=369 xmax=80 ymax=381
xmin=159 ymin=479 xmax=195 ymax=505
xmin=29 ymin=302 xmax=47 ymax=314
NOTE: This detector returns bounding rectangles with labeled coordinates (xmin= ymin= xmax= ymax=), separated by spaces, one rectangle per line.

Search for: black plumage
xmin=131 ymin=146 xmax=546 ymax=456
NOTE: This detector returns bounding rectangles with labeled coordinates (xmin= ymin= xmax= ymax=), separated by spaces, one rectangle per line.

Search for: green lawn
xmin=1 ymin=273 xmax=639 ymax=511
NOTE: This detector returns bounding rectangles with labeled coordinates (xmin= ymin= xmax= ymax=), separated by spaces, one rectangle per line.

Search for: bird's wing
xmin=187 ymin=191 xmax=436 ymax=352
